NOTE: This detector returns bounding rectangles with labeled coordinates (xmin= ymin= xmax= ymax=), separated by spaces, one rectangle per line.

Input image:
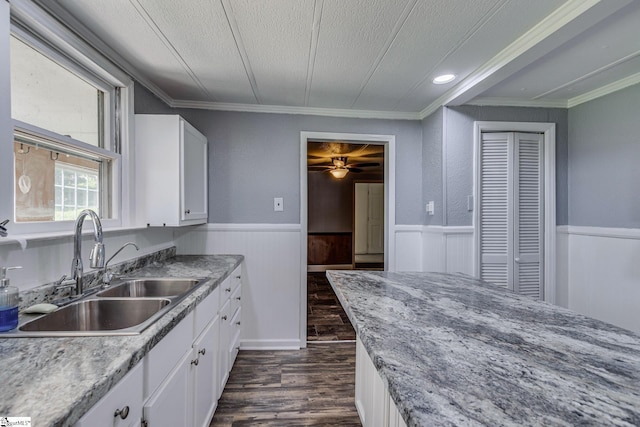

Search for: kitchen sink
xmin=17 ymin=298 xmax=171 ymax=336
xmin=97 ymin=278 xmax=202 ymax=298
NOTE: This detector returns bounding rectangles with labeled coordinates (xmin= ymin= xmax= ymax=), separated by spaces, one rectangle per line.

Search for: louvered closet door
xmin=479 ymin=132 xmax=544 ymax=299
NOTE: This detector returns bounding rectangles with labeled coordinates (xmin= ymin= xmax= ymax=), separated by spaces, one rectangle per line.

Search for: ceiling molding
xmin=129 ymin=0 xmax=215 ymax=101
xmin=220 ymin=0 xmax=261 ymax=104
xmin=349 ymin=0 xmax=418 ymax=108
xmin=170 ymin=99 xmax=421 ymax=120
xmin=466 ymin=97 xmax=568 ymax=108
xmin=533 ymin=49 xmax=640 ymax=100
xmin=567 ymin=71 xmax=640 ymax=108
xmin=304 ymin=0 xmax=324 ymax=106
xmin=392 ymin=0 xmax=510 ymax=110
xmin=33 ymin=0 xmax=176 ymax=107
xmin=418 ymin=0 xmax=628 ymax=119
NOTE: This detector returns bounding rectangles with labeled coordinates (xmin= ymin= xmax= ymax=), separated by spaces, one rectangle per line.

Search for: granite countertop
xmin=0 ymin=254 xmax=243 ymax=426
xmin=326 ymin=270 xmax=640 ymax=427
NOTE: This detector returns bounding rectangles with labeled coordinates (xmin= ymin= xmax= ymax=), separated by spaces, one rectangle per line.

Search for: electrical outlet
xmin=274 ymin=197 xmax=284 ymax=212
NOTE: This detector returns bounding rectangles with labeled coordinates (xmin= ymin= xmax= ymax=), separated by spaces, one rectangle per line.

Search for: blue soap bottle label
xmin=0 ymin=305 xmax=19 ymax=332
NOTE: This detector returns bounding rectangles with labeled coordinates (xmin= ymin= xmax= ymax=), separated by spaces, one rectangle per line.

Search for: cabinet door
xmin=192 ymin=315 xmax=220 ymax=427
xmin=181 ymin=119 xmax=208 ymax=222
xmin=76 ymin=362 xmax=143 ymax=427
xmin=143 ymin=349 xmax=192 ymax=427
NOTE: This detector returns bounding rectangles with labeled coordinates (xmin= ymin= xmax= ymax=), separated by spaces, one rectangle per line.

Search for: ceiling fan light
xmin=329 ymin=168 xmax=349 ymax=179
xmin=432 ymin=74 xmax=456 ymax=84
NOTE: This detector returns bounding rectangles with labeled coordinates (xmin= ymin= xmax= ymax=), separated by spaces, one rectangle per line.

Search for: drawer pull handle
xmin=222 ymin=315 xmax=228 ymax=320
xmin=235 ymin=275 xmax=241 ymax=279
xmin=191 ymin=358 xmax=199 ymax=366
xmin=236 ymin=321 xmax=241 ymax=326
xmin=235 ymin=296 xmax=241 ymax=301
xmin=185 ymin=209 xmax=191 ymax=214
xmin=114 ymin=406 xmax=130 ymax=420
xmin=236 ymin=346 xmax=240 ymax=351
xmin=199 ymin=348 xmax=206 ymax=355
xmin=225 ymin=287 xmax=231 ymax=292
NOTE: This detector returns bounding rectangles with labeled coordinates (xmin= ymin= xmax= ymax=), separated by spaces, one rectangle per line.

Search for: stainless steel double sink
xmin=8 ymin=277 xmax=207 ymax=337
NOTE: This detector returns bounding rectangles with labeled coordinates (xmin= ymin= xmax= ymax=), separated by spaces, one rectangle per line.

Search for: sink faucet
xmin=70 ymin=209 xmax=105 ymax=296
xmin=103 ymin=242 xmax=139 ymax=285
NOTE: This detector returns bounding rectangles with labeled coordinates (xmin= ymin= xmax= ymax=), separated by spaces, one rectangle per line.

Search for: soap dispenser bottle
xmin=0 ymin=266 xmax=21 ymax=332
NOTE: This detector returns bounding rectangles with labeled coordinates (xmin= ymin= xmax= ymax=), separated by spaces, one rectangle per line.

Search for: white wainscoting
xmin=174 ymin=224 xmax=303 ymax=350
xmin=559 ymin=226 xmax=640 ymax=334
xmin=393 ymin=225 xmax=475 ymax=274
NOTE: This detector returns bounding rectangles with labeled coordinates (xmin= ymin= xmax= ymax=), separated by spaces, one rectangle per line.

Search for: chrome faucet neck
xmin=71 ymin=209 xmax=105 ymax=296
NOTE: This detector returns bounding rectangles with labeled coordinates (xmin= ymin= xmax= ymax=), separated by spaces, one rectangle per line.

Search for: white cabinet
xmin=144 ymin=349 xmax=192 ymax=427
xmin=76 ymin=362 xmax=144 ymax=427
xmin=355 ymin=337 xmax=407 ymax=427
xmin=218 ymin=266 xmax=242 ymax=394
xmin=135 ymin=114 xmax=208 ymax=227
xmin=78 ymin=264 xmax=243 ymax=427
xmin=192 ymin=317 xmax=219 ymax=427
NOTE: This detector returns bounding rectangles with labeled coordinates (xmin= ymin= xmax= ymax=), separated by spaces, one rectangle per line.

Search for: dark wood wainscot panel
xmin=308 ymin=233 xmax=352 ymax=265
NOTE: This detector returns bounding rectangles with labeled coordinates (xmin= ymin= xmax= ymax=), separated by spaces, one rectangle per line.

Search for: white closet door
xmin=479 ymin=132 xmax=513 ymax=290
xmin=514 ymin=132 xmax=544 ymax=299
xmin=367 ymin=183 xmax=384 ymax=254
xmin=479 ymin=132 xmax=544 ymax=299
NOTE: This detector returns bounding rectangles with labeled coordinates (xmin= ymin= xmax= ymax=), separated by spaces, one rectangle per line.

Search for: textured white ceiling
xmin=45 ymin=0 xmax=639 ymax=118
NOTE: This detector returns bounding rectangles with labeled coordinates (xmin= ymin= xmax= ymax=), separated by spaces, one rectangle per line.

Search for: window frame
xmin=0 ymin=0 xmax=135 ymax=235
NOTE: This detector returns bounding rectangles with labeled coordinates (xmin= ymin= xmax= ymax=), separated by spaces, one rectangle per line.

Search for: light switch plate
xmin=274 ymin=197 xmax=284 ymax=212
xmin=426 ymin=201 xmax=434 ymax=215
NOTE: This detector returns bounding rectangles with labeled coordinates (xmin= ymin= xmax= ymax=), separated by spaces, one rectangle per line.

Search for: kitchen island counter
xmin=326 ymin=270 xmax=640 ymax=426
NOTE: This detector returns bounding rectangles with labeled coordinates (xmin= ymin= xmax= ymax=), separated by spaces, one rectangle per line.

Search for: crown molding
xmin=567 ymin=71 xmax=640 ymax=108
xmin=418 ymin=0 xmax=613 ymax=119
xmin=170 ymin=99 xmax=421 ymax=120
xmin=466 ymin=97 xmax=568 ymax=108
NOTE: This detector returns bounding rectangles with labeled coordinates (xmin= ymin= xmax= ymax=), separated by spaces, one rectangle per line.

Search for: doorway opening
xmin=300 ymin=131 xmax=396 ymax=346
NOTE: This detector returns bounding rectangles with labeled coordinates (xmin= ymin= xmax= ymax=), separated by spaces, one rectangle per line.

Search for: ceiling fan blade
xmin=348 ymin=162 xmax=380 ymax=168
xmin=308 ymin=165 xmax=332 ymax=170
xmin=348 ymin=167 xmax=364 ymax=173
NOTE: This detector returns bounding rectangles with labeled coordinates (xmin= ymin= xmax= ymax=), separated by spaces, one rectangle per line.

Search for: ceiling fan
xmin=308 ymin=156 xmax=380 ymax=179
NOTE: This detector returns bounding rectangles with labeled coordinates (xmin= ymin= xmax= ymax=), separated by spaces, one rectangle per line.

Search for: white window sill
xmin=0 ymin=225 xmax=152 ymax=249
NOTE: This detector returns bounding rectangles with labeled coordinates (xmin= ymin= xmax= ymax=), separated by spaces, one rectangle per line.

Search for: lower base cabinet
xmin=355 ymin=337 xmax=407 ymax=427
xmin=76 ymin=265 xmax=242 ymax=427
xmin=76 ymin=362 xmax=144 ymax=427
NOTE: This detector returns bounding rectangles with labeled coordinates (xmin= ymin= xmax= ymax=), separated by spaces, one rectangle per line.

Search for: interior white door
xmin=354 ymin=183 xmax=368 ymax=255
xmin=479 ymin=132 xmax=544 ymax=299
xmin=367 ymin=183 xmax=384 ymax=254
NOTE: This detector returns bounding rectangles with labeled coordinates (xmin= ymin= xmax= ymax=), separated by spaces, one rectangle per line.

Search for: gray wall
xmin=568 ymin=83 xmax=640 ymax=228
xmin=443 ymin=105 xmax=569 ymax=226
xmin=422 ymin=107 xmax=444 ymax=225
xmin=135 ymin=83 xmax=423 ymax=225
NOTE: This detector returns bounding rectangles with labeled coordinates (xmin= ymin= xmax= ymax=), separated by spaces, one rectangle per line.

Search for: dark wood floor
xmin=307 ymin=273 xmax=356 ymax=342
xmin=211 ymin=343 xmax=361 ymax=426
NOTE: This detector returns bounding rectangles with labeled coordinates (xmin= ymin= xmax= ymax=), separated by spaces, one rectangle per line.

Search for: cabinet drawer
xmin=194 ymin=285 xmax=219 ymax=339
xmin=144 ymin=310 xmax=194 ymax=400
xmin=76 ymin=362 xmax=143 ymax=427
xmin=230 ymin=283 xmax=241 ymax=318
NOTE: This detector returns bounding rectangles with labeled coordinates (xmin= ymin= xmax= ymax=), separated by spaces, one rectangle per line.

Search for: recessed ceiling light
xmin=432 ymin=74 xmax=456 ymax=84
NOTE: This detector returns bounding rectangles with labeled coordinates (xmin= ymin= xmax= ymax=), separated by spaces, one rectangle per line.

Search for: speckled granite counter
xmin=326 ymin=270 xmax=640 ymax=427
xmin=0 ymin=254 xmax=243 ymax=426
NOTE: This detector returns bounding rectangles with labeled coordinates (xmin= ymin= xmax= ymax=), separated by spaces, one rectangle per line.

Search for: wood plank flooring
xmin=307 ymin=273 xmax=356 ymax=342
xmin=211 ymin=343 xmax=361 ymax=426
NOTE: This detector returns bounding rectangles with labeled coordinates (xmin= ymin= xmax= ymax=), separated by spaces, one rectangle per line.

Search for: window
xmin=9 ymin=29 xmax=119 ymax=225
xmin=55 ymin=163 xmax=100 ymax=221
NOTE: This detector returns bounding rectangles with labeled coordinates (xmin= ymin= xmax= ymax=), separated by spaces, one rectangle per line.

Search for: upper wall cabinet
xmin=135 ymin=115 xmax=208 ymax=227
